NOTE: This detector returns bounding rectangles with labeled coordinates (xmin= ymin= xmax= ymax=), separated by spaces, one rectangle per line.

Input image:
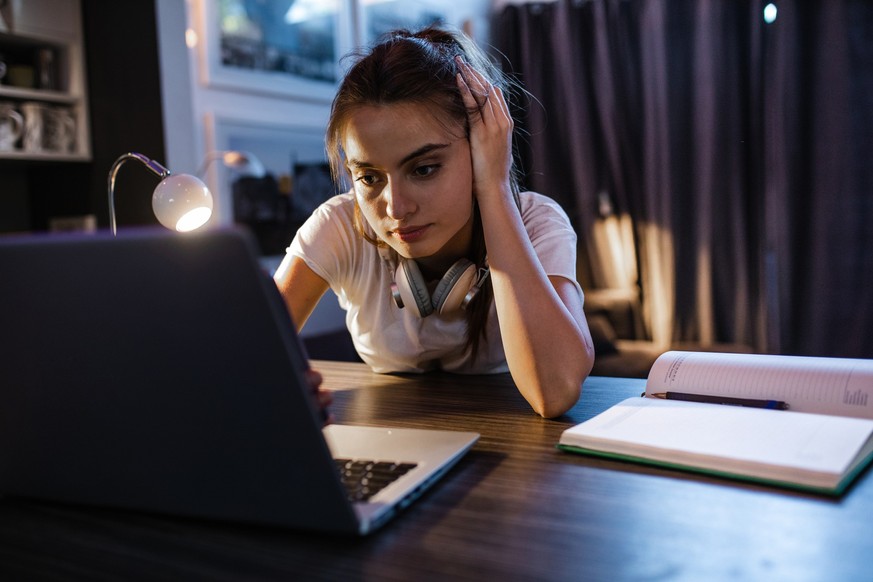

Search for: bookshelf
xmin=0 ymin=0 xmax=91 ymax=161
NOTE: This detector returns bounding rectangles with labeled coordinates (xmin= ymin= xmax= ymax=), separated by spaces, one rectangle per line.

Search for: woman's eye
xmin=355 ymin=174 xmax=378 ymax=186
xmin=413 ymin=164 xmax=440 ymax=178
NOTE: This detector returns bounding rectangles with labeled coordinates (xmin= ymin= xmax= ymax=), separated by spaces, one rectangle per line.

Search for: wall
xmin=156 ymin=0 xmax=493 ymax=228
xmin=154 ymin=0 xmax=343 ymax=338
xmin=82 ymin=0 xmax=167 ymax=229
xmin=155 ymin=0 xmax=332 ymax=228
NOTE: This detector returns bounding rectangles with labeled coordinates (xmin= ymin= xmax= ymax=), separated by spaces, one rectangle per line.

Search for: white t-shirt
xmin=286 ymin=190 xmax=580 ymax=374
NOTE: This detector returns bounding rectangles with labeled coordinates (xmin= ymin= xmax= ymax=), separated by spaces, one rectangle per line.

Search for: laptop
xmin=0 ymin=227 xmax=478 ymax=535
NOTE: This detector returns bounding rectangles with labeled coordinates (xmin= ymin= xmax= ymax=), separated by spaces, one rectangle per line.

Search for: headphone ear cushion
xmin=432 ymin=259 xmax=477 ymax=315
xmin=396 ymin=259 xmax=434 ymax=317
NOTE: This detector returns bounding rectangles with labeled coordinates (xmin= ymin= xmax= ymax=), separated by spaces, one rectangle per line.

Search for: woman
xmin=275 ymin=26 xmax=594 ymax=418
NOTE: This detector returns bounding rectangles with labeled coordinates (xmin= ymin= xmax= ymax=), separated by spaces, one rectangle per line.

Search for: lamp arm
xmin=196 ymin=150 xmax=266 ymax=179
xmin=108 ymin=153 xmax=172 ymax=236
xmin=195 ymin=151 xmax=225 ymax=179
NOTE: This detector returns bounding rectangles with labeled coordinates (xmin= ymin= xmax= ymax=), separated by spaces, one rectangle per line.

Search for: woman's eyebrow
xmin=399 ymin=143 xmax=450 ymax=165
xmin=347 ymin=143 xmax=450 ymax=169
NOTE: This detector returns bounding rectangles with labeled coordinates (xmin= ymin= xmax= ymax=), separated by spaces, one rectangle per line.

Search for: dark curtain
xmin=493 ymin=0 xmax=873 ymax=358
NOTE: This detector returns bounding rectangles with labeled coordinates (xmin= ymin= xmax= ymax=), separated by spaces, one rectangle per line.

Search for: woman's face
xmin=343 ymin=102 xmax=474 ymax=269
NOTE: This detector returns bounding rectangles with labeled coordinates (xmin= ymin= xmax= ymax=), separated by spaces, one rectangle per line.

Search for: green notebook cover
xmin=557 ymin=442 xmax=873 ymax=496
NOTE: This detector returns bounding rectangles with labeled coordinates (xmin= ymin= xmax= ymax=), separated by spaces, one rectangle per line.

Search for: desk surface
xmin=2 ymin=360 xmax=871 ymax=581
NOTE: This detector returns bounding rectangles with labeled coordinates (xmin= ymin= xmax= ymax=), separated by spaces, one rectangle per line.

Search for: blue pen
xmin=652 ymin=391 xmax=789 ymax=410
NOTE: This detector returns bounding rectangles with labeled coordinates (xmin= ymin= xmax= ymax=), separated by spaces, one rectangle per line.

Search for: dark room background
xmin=3 ymin=0 xmax=870 ymax=361
xmin=494 ymin=0 xmax=872 ymax=359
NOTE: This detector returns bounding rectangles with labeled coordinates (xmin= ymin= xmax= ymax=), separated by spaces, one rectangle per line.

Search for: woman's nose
xmin=384 ymin=181 xmax=416 ymax=219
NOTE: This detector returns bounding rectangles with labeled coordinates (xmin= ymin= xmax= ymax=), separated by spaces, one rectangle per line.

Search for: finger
xmin=305 ymin=370 xmax=331 ymax=408
xmin=457 ymin=73 xmax=493 ymax=121
xmin=304 ymin=367 xmax=331 ymax=421
xmin=468 ymin=76 xmax=492 ymax=107
xmin=304 ymin=368 xmax=323 ymax=390
xmin=456 ymin=71 xmax=479 ymax=110
xmin=457 ymin=58 xmax=488 ymax=93
xmin=485 ymin=85 xmax=512 ymax=126
xmin=316 ymin=388 xmax=333 ymax=408
xmin=455 ymin=57 xmax=491 ymax=108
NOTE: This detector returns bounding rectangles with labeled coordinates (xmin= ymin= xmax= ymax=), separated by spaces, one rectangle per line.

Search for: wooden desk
xmin=1 ymin=360 xmax=871 ymax=580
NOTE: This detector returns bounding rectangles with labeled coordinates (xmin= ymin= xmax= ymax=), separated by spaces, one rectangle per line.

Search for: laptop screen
xmin=0 ymin=227 xmax=360 ymax=531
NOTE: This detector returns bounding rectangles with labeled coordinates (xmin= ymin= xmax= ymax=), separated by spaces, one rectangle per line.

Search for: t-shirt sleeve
xmin=287 ymin=194 xmax=358 ymax=288
xmin=522 ymin=192 xmax=579 ymax=281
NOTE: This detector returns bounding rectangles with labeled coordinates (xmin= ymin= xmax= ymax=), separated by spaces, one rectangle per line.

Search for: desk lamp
xmin=108 ymin=152 xmax=213 ymax=236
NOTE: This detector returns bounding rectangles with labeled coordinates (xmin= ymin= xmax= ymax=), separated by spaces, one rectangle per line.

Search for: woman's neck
xmin=415 ymin=212 xmax=475 ymax=280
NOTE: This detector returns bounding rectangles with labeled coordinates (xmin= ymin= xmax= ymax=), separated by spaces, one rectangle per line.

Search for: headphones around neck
xmin=379 ymin=247 xmax=490 ymax=317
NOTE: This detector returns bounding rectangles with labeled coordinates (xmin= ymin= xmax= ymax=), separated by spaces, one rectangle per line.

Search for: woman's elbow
xmin=531 ymin=372 xmax=586 ymax=418
xmin=535 ymin=353 xmax=593 ymax=418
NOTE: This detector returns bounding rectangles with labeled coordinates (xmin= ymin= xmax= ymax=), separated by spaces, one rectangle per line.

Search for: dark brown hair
xmin=326 ymin=26 xmax=522 ymax=359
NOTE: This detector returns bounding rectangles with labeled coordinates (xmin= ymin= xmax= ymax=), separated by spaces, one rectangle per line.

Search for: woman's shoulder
xmin=299 ymin=191 xmax=356 ymax=234
xmin=312 ymin=191 xmax=356 ymax=218
xmin=294 ymin=191 xmax=357 ymax=246
xmin=518 ymin=191 xmax=573 ymax=225
xmin=291 ymin=191 xmax=367 ymax=282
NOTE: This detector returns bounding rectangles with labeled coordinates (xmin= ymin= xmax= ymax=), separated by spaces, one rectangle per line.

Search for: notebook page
xmin=560 ymin=397 xmax=873 ymax=487
xmin=645 ymin=351 xmax=873 ymax=419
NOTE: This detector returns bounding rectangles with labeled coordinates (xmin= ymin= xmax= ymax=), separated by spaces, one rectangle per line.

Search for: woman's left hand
xmin=455 ymin=57 xmax=514 ymax=204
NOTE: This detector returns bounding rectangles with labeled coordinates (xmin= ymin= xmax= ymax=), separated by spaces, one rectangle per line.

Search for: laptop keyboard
xmin=334 ymin=458 xmax=418 ymax=502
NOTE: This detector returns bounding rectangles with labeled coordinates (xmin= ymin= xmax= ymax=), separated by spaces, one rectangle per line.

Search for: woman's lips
xmin=392 ymin=225 xmax=429 ymax=243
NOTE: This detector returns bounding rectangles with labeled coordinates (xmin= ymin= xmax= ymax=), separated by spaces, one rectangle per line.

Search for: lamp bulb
xmin=152 ymin=174 xmax=214 ymax=232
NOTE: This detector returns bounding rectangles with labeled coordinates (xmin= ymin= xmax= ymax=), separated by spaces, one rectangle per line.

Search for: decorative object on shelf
xmin=21 ymin=101 xmax=43 ymax=152
xmin=20 ymin=101 xmax=75 ymax=153
xmin=6 ymin=64 xmax=34 ymax=88
xmin=36 ymin=47 xmax=56 ymax=90
xmin=196 ymin=149 xmax=265 ymax=179
xmin=107 ymin=152 xmax=214 ymax=236
xmin=44 ymin=105 xmax=75 ymax=152
xmin=0 ymin=101 xmax=23 ymax=151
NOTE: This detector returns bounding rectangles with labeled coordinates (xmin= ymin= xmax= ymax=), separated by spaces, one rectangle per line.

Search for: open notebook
xmin=559 ymin=351 xmax=873 ymax=495
xmin=0 ymin=227 xmax=478 ymax=535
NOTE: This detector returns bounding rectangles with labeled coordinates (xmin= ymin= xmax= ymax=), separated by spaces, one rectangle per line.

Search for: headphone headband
xmin=378 ymin=246 xmax=488 ymax=317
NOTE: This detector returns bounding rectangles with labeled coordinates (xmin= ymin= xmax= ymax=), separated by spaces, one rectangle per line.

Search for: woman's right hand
xmin=455 ymin=56 xmax=515 ymax=206
xmin=305 ymin=367 xmax=334 ymax=426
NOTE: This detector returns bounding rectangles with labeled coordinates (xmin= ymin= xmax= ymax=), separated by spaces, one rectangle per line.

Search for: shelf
xmin=0 ymin=150 xmax=89 ymax=162
xmin=0 ymin=85 xmax=78 ymax=104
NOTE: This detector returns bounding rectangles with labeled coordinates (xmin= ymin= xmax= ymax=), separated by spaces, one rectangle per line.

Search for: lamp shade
xmin=152 ymin=174 xmax=213 ymax=232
